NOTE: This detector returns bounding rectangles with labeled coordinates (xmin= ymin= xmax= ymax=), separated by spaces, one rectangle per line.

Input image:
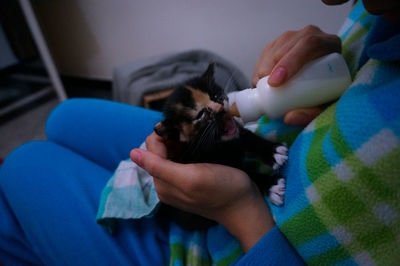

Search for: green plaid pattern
xmin=259 ymin=2 xmax=400 ymax=264
xmin=97 ymin=2 xmax=400 ymax=264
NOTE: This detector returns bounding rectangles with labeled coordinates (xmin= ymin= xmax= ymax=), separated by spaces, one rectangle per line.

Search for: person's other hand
xmin=130 ymin=132 xmax=275 ymax=252
xmin=252 ymin=25 xmax=342 ymax=126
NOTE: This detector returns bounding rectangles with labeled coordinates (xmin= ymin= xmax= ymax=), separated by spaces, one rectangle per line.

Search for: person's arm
xmin=131 ymin=132 xmax=275 ymax=252
xmin=234 ymin=226 xmax=304 ymax=265
xmin=132 ymin=139 xmax=304 ymax=263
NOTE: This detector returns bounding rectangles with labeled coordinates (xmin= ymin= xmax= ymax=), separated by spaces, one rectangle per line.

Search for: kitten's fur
xmin=154 ymin=63 xmax=287 ymax=230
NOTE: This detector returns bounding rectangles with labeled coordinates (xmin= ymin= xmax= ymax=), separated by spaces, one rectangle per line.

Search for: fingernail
xmin=131 ymin=149 xmax=143 ymax=166
xmin=269 ymin=67 xmax=287 ymax=86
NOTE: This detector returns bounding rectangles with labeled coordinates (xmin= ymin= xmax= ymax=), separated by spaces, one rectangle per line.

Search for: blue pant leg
xmin=46 ymin=98 xmax=163 ymax=171
xmin=0 ymin=188 xmax=41 ymax=265
xmin=0 ymin=141 xmax=170 ymax=265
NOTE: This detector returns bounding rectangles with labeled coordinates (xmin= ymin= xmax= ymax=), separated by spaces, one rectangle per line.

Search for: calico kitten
xmin=154 ymin=63 xmax=287 ymax=230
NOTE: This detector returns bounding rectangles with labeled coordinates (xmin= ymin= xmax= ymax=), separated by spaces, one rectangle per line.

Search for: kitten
xmin=154 ymin=63 xmax=287 ymax=230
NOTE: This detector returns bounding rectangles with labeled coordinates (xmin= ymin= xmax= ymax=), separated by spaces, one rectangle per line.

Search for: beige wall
xmin=34 ymin=0 xmax=352 ymax=81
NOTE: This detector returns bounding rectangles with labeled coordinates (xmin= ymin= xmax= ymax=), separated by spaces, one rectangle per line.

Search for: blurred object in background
xmin=0 ymin=0 xmax=68 ymax=122
xmin=0 ymin=0 xmax=53 ymax=121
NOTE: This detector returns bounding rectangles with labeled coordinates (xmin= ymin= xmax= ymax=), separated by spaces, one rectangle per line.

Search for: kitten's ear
xmin=154 ymin=121 xmax=168 ymax=138
xmin=202 ymin=62 xmax=215 ymax=81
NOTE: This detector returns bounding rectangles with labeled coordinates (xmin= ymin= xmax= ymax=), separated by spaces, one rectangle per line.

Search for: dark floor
xmin=0 ymin=58 xmax=112 ymax=159
xmin=0 ymin=58 xmax=112 ymax=123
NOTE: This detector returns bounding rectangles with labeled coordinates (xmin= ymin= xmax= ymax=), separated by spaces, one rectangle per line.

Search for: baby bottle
xmin=228 ymin=53 xmax=351 ymax=122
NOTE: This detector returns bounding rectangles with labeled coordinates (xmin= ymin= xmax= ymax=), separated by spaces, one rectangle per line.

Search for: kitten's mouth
xmin=222 ymin=118 xmax=238 ymax=139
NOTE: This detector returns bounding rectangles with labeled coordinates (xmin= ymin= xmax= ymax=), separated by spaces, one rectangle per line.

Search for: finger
xmin=252 ymin=39 xmax=281 ymax=87
xmin=145 ymin=132 xmax=168 ymax=159
xmin=130 ymin=148 xmax=194 ymax=187
xmin=252 ymin=31 xmax=299 ymax=87
xmin=252 ymin=55 xmax=275 ymax=87
xmin=269 ymin=35 xmax=341 ymax=87
xmin=153 ymin=177 xmax=187 ymax=204
xmin=284 ymin=106 xmax=325 ymax=126
xmin=153 ymin=177 xmax=201 ymax=213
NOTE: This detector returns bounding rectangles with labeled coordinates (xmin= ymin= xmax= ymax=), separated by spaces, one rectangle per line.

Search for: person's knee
xmin=45 ymin=99 xmax=86 ymax=138
xmin=0 ymin=141 xmax=53 ymax=192
xmin=45 ymin=98 xmax=118 ymax=142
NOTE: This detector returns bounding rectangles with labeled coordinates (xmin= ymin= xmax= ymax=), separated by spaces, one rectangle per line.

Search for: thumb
xmin=130 ymin=148 xmax=188 ymax=185
xmin=284 ymin=107 xmax=325 ymax=127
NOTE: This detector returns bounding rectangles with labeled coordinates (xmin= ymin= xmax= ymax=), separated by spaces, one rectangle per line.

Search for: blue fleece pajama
xmin=0 ymin=99 xmax=302 ymax=265
xmin=0 ymin=99 xmax=169 ymax=265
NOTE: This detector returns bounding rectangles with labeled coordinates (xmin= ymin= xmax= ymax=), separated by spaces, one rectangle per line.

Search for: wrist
xmin=217 ymin=187 xmax=275 ymax=252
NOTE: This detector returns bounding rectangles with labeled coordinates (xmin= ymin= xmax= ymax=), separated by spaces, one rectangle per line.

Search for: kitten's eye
xmin=194 ymin=109 xmax=205 ymax=121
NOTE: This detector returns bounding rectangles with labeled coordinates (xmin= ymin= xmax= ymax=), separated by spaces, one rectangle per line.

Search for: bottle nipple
xmin=227 ymin=102 xmax=241 ymax=118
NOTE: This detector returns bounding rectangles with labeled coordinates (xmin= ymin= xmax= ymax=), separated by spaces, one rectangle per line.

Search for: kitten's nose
xmin=216 ymin=104 xmax=224 ymax=113
xmin=208 ymin=102 xmax=224 ymax=113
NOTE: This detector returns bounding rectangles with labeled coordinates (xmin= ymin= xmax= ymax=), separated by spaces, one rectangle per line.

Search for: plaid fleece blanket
xmin=96 ymin=143 xmax=161 ymax=232
xmin=267 ymin=3 xmax=400 ymax=265
xmin=97 ymin=2 xmax=400 ymax=264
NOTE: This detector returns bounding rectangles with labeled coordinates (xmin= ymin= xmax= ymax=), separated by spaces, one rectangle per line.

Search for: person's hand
xmin=130 ymin=132 xmax=275 ymax=252
xmin=253 ymin=25 xmax=342 ymax=126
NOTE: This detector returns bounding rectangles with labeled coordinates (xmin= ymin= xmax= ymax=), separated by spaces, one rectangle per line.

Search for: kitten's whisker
xmin=187 ymin=122 xmax=212 ymax=154
xmin=197 ymin=124 xmax=212 ymax=148
xmin=192 ymin=122 xmax=214 ymax=153
xmin=223 ymin=72 xmax=235 ymax=94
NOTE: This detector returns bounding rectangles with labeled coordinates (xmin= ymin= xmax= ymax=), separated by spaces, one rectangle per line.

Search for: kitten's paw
xmin=269 ymin=178 xmax=286 ymax=206
xmin=273 ymin=145 xmax=288 ymax=170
